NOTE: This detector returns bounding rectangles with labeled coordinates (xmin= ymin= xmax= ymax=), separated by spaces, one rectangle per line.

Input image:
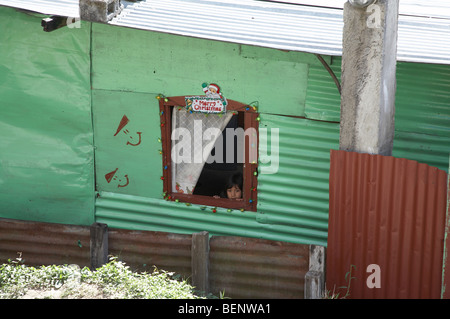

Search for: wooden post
xmin=90 ymin=222 xmax=109 ymax=270
xmin=191 ymin=231 xmax=210 ymax=295
xmin=305 ymin=245 xmax=326 ymax=299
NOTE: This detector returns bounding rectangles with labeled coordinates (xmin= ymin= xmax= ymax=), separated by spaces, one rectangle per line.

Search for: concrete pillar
xmin=80 ymin=0 xmax=123 ymax=23
xmin=339 ymin=0 xmax=399 ymax=156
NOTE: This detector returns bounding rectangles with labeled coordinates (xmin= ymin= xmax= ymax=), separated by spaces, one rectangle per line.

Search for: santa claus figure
xmin=202 ymin=83 xmax=222 ymax=98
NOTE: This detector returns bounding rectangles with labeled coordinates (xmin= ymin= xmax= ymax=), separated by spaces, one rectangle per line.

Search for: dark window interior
xmin=193 ymin=112 xmax=244 ymax=197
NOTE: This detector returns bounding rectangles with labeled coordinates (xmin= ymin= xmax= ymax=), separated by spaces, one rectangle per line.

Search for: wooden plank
xmin=90 ymin=222 xmax=109 ymax=270
xmin=191 ymin=231 xmax=210 ymax=295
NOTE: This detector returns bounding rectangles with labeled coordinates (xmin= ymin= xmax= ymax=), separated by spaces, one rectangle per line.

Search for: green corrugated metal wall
xmin=91 ymin=23 xmax=338 ymax=245
xmin=1 ymin=7 xmax=448 ymax=246
xmin=257 ymin=115 xmax=339 ymax=242
xmin=305 ymin=56 xmax=341 ymax=122
xmin=393 ymin=63 xmax=450 ymax=172
xmin=95 ymin=114 xmax=339 ymax=246
xmin=305 ymin=56 xmax=450 ymax=173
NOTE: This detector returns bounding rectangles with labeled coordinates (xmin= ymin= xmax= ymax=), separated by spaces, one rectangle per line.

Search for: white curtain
xmin=171 ymin=108 xmax=233 ymax=194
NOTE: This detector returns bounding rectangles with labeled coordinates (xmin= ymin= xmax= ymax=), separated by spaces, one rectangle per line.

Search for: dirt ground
xmin=19 ymin=282 xmax=105 ymax=299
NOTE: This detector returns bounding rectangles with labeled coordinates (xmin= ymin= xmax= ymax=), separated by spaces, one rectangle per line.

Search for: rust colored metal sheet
xmin=108 ymin=228 xmax=192 ymax=277
xmin=327 ymin=150 xmax=448 ymax=299
xmin=209 ymin=236 xmax=309 ymax=299
xmin=442 ymin=157 xmax=450 ymax=299
xmin=0 ymin=218 xmax=90 ymax=267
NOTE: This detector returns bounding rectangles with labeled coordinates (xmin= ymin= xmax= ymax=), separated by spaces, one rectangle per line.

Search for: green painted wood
xmin=92 ymin=90 xmax=163 ymax=198
xmin=91 ymin=23 xmax=311 ymax=117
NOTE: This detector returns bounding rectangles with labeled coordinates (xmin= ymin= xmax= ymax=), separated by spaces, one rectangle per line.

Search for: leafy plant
xmin=0 ymin=255 xmax=207 ymax=299
xmin=324 ymin=264 xmax=356 ymax=299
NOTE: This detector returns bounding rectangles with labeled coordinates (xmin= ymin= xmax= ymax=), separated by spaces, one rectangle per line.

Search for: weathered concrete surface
xmin=339 ymin=0 xmax=399 ymax=156
xmin=80 ymin=0 xmax=123 ymax=23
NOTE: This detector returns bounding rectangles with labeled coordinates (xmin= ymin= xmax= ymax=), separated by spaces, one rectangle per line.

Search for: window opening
xmin=194 ymin=112 xmax=244 ymax=197
xmin=159 ymin=96 xmax=258 ymax=212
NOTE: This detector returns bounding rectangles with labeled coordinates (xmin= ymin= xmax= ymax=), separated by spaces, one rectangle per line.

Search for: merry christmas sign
xmin=185 ymin=97 xmax=226 ymax=113
xmin=185 ymin=83 xmax=228 ymax=114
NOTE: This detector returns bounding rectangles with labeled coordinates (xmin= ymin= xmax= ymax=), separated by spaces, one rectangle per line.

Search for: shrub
xmin=0 ymin=256 xmax=203 ymax=299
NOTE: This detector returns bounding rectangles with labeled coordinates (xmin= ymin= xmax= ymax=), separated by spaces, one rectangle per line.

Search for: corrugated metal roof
xmin=1 ymin=0 xmax=449 ymax=64
xmin=112 ymin=0 xmax=344 ymax=57
xmin=270 ymin=0 xmax=450 ymax=20
xmin=0 ymin=0 xmax=79 ymax=17
xmin=110 ymin=0 xmax=450 ymax=65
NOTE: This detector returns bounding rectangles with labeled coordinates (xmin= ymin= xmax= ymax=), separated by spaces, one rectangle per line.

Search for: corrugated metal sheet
xmin=442 ymin=157 xmax=450 ymax=298
xmin=0 ymin=0 xmax=79 ymax=17
xmin=304 ymin=56 xmax=341 ymax=122
xmin=95 ymin=191 xmax=262 ymax=236
xmin=95 ymin=190 xmax=328 ymax=246
xmin=0 ymin=218 xmax=90 ymax=267
xmin=108 ymin=228 xmax=192 ymax=276
xmin=257 ymin=114 xmax=340 ymax=246
xmin=270 ymin=0 xmax=450 ymax=20
xmin=0 ymin=217 xmax=311 ymax=298
xmin=397 ymin=15 xmax=450 ymax=65
xmin=111 ymin=0 xmax=343 ymax=57
xmin=327 ymin=150 xmax=448 ymax=299
xmin=393 ymin=62 xmax=450 ymax=173
xmin=395 ymin=62 xmax=450 ymax=138
xmin=303 ymin=57 xmax=450 ymax=173
xmin=109 ymin=0 xmax=450 ymax=65
xmin=94 ymin=109 xmax=340 ymax=247
xmin=209 ymin=235 xmax=309 ymax=298
xmin=393 ymin=131 xmax=450 ymax=174
xmin=1 ymin=0 xmax=449 ymax=64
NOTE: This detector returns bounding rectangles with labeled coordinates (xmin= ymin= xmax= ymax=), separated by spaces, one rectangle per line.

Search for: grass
xmin=323 ymin=264 xmax=355 ymax=299
xmin=0 ymin=256 xmax=210 ymax=299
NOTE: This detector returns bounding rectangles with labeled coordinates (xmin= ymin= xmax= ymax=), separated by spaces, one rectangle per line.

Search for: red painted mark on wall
xmin=105 ymin=168 xmax=129 ymax=188
xmin=114 ymin=115 xmax=142 ymax=146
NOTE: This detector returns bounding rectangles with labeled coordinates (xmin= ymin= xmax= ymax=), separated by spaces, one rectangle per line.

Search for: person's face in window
xmin=227 ymin=185 xmax=242 ymax=199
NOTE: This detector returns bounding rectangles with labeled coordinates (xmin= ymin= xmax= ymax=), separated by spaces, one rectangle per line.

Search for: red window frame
xmin=159 ymin=96 xmax=259 ymax=212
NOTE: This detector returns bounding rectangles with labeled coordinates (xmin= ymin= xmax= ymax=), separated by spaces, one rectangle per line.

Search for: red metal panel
xmin=327 ymin=150 xmax=448 ymax=299
xmin=442 ymin=159 xmax=450 ymax=299
xmin=209 ymin=236 xmax=309 ymax=299
xmin=0 ymin=218 xmax=90 ymax=267
xmin=108 ymin=228 xmax=192 ymax=277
